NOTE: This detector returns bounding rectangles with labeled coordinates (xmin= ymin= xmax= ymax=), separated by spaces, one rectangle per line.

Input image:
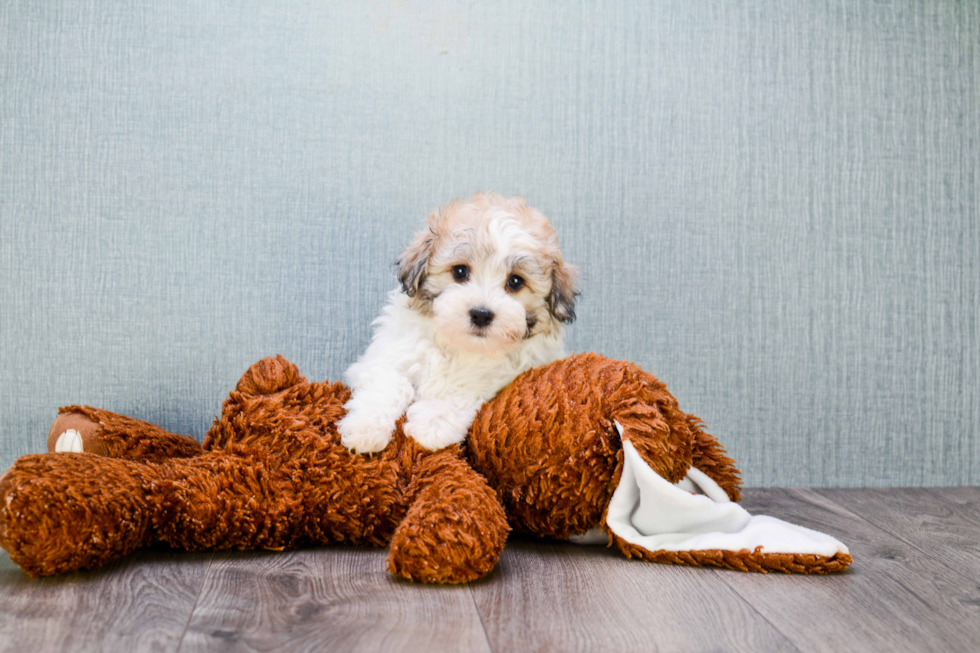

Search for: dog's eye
xmin=506 ymin=275 xmax=525 ymax=292
xmin=452 ymin=265 xmax=469 ymax=282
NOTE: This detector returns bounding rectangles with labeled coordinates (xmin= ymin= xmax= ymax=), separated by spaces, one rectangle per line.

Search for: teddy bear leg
xmin=47 ymin=411 xmax=100 ymax=454
xmin=47 ymin=406 xmax=202 ymax=462
xmin=387 ymin=450 xmax=510 ymax=584
xmin=0 ymin=453 xmax=156 ymax=576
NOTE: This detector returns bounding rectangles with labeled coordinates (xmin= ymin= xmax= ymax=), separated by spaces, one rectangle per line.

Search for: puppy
xmin=338 ymin=193 xmax=579 ymax=454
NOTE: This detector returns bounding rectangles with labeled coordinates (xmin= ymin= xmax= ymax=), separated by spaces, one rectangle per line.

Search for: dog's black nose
xmin=470 ymin=307 xmax=494 ymax=328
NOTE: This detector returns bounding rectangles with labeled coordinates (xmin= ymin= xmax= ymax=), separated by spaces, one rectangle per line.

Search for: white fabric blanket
xmin=572 ymin=424 xmax=849 ymax=560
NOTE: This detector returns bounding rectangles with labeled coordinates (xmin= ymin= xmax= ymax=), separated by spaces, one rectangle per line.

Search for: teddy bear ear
xmin=395 ymin=228 xmax=436 ymax=298
xmin=548 ymin=261 xmax=580 ymax=324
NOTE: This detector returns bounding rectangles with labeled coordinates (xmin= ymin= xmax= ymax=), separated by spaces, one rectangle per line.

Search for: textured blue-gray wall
xmin=1 ymin=0 xmax=977 ymax=486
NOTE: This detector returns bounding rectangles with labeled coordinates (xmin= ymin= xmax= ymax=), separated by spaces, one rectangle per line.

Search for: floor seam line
xmin=711 ymin=571 xmax=805 ymax=653
xmin=468 ymin=584 xmax=495 ymax=653
xmin=173 ymin=552 xmax=214 ymax=653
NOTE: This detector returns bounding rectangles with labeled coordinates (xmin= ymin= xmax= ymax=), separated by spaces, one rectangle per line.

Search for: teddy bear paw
xmin=337 ymin=411 xmax=394 ymax=454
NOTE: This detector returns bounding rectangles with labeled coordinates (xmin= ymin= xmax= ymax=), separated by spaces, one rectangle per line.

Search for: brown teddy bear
xmin=0 ymin=354 xmax=851 ymax=583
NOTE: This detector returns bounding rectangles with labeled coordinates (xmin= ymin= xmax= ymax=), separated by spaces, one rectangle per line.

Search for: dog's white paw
xmin=337 ymin=411 xmax=395 ymax=454
xmin=403 ymin=403 xmax=468 ymax=451
xmin=54 ymin=428 xmax=84 ymax=453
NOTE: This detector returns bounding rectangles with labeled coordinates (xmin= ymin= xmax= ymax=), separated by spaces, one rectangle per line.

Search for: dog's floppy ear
xmin=548 ymin=261 xmax=580 ymax=324
xmin=396 ymin=228 xmax=436 ymax=297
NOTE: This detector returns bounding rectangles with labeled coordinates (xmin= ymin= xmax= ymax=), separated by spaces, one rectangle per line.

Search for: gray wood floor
xmin=1 ymin=487 xmax=978 ymax=653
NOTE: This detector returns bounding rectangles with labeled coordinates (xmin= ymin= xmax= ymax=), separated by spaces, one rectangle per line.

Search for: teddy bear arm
xmin=387 ymin=449 xmax=510 ymax=584
xmin=204 ymin=356 xmax=350 ymax=455
xmin=233 ymin=354 xmax=307 ymax=396
xmin=47 ymin=406 xmax=202 ymax=463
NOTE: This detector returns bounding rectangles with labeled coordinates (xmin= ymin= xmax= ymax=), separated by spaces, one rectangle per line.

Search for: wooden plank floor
xmin=2 ymin=488 xmax=978 ymax=653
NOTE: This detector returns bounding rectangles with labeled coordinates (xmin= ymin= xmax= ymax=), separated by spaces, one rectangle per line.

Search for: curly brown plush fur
xmin=1 ymin=355 xmax=508 ymax=583
xmin=468 ymin=354 xmax=742 ymax=542
xmin=0 ymin=353 xmax=850 ymax=581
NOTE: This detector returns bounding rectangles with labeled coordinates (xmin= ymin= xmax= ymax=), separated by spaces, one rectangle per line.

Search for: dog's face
xmin=397 ymin=194 xmax=578 ymax=357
